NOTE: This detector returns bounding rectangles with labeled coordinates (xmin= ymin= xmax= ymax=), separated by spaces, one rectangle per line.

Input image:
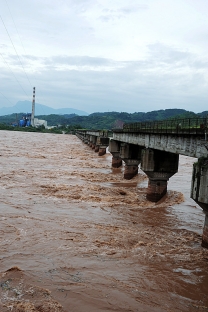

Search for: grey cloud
xmin=192 ymin=59 xmax=208 ymax=69
xmin=71 ymin=0 xmax=96 ymax=14
xmin=23 ymin=55 xmax=41 ymax=61
xmin=117 ymin=4 xmax=149 ymax=14
xmin=147 ymin=43 xmax=192 ymax=63
xmin=100 ymin=4 xmax=148 ymax=22
xmin=146 ymin=43 xmax=208 ymax=71
xmin=1 ymin=45 xmax=208 ymax=114
xmin=5 ymin=55 xmax=22 ymax=66
xmin=0 ymin=44 xmax=10 ymax=50
xmin=27 ymin=55 xmax=117 ymax=69
xmin=33 ymin=56 xmax=208 ymax=113
xmin=99 ymin=15 xmax=112 ymax=22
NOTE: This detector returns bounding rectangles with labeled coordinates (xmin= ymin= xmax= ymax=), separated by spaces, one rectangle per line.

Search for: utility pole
xmin=31 ymin=87 xmax=35 ymax=127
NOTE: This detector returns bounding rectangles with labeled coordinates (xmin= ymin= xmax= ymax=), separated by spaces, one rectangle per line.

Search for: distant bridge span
xmin=76 ymin=117 xmax=208 ymax=248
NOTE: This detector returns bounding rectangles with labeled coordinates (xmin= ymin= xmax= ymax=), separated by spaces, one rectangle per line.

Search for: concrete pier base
xmin=112 ymin=156 xmax=122 ymax=168
xmin=96 ymin=137 xmax=109 ymax=156
xmin=124 ymin=164 xmax=138 ymax=180
xmin=90 ymin=136 xmax=97 ymax=150
xmin=109 ymin=140 xmax=122 ymax=168
xmin=120 ymin=144 xmax=142 ymax=180
xmin=191 ymin=157 xmax=208 ymax=248
xmin=98 ymin=147 xmax=106 ymax=156
xmin=146 ymin=179 xmax=167 ymax=202
xmin=141 ymin=148 xmax=179 ymax=202
xmin=202 ymin=210 xmax=208 ymax=248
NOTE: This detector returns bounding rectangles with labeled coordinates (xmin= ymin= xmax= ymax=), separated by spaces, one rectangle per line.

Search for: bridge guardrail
xmin=118 ymin=117 xmax=208 ymax=135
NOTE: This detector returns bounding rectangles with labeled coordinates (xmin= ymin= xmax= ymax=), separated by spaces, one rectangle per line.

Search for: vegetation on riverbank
xmin=0 ymin=108 xmax=207 ymax=132
xmin=0 ymin=123 xmax=81 ymax=134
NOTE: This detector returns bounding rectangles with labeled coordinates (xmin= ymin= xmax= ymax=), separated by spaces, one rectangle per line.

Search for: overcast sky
xmin=0 ymin=0 xmax=208 ymax=114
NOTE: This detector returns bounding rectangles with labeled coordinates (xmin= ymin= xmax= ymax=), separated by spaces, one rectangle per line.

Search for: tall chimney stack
xmin=31 ymin=87 xmax=35 ymax=127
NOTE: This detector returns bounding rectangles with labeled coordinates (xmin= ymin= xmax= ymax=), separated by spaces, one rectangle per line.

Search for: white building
xmin=34 ymin=118 xmax=47 ymax=128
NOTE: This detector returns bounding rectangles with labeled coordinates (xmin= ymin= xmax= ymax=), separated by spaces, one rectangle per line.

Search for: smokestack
xmin=31 ymin=87 xmax=35 ymax=127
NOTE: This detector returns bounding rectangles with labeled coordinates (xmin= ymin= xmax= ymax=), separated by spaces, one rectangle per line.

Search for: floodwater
xmin=0 ymin=130 xmax=208 ymax=312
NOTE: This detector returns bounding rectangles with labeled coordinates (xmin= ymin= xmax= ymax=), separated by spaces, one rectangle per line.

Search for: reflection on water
xmin=0 ymin=131 xmax=208 ymax=312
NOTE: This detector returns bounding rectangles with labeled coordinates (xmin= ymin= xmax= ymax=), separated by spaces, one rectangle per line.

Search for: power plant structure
xmin=19 ymin=87 xmax=35 ymax=127
xmin=19 ymin=113 xmax=32 ymax=127
xmin=18 ymin=87 xmax=47 ymax=128
xmin=31 ymin=86 xmax=35 ymax=127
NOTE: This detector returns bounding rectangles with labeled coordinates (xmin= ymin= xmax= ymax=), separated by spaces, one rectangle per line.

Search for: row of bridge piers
xmin=76 ymin=131 xmax=208 ymax=248
xmin=77 ymin=132 xmax=180 ymax=202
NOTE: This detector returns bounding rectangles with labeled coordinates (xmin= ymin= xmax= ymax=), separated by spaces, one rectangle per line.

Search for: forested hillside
xmin=0 ymin=108 xmax=207 ymax=130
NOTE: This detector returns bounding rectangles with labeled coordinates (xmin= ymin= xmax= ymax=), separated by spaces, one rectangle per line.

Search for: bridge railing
xmin=75 ymin=129 xmax=113 ymax=137
xmin=120 ymin=117 xmax=208 ymax=135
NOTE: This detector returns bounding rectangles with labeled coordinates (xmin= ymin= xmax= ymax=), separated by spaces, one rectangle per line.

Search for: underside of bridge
xmin=76 ymin=131 xmax=208 ymax=249
xmin=109 ymin=139 xmax=179 ymax=201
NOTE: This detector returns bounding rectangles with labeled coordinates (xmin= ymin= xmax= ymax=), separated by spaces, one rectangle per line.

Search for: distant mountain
xmin=0 ymin=101 xmax=88 ymax=116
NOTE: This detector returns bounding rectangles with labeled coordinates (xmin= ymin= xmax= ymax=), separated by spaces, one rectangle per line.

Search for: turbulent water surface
xmin=0 ymin=130 xmax=208 ymax=312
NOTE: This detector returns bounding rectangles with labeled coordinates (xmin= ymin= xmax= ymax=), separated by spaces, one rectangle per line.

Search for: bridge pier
xmin=123 ymin=159 xmax=140 ymax=180
xmin=98 ymin=147 xmax=106 ymax=156
xmin=94 ymin=145 xmax=99 ymax=152
xmin=120 ymin=144 xmax=142 ymax=179
xmin=109 ymin=140 xmax=122 ymax=168
xmin=96 ymin=137 xmax=109 ymax=156
xmin=191 ymin=157 xmax=208 ymax=248
xmin=84 ymin=134 xmax=89 ymax=144
xmin=88 ymin=135 xmax=92 ymax=147
xmin=112 ymin=154 xmax=123 ymax=168
xmin=141 ymin=149 xmax=179 ymax=202
xmin=202 ymin=211 xmax=208 ymax=248
xmin=90 ymin=135 xmax=96 ymax=149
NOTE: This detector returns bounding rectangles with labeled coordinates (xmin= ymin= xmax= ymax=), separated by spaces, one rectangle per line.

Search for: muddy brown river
xmin=0 ymin=130 xmax=208 ymax=312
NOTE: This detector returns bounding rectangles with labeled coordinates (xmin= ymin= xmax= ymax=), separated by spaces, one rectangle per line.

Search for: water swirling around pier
xmin=0 ymin=131 xmax=208 ymax=312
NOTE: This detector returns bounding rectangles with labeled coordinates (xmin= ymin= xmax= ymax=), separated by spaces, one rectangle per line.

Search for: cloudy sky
xmin=0 ymin=0 xmax=208 ymax=114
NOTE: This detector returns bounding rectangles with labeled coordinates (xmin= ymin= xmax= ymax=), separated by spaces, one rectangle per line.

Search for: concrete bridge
xmin=75 ymin=117 xmax=208 ymax=248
